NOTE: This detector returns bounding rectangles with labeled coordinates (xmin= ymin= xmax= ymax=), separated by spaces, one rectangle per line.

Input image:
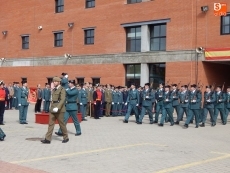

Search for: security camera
xmin=38 ymin=26 xmax=43 ymax=30
xmin=64 ymin=54 xmax=72 ymax=59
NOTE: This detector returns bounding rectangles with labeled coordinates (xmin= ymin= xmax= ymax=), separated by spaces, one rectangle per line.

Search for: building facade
xmin=0 ymin=0 xmax=230 ymax=88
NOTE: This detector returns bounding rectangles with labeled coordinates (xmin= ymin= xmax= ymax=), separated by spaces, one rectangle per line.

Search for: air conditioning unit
xmin=38 ymin=26 xmax=43 ymax=30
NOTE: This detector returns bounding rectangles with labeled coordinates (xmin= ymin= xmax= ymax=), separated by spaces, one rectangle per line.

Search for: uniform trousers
xmin=202 ymin=107 xmax=214 ymax=123
xmin=45 ymin=112 xmax=68 ymax=141
xmin=160 ymin=108 xmax=174 ymax=125
xmin=0 ymin=101 xmax=5 ymax=123
xmin=19 ymin=105 xmax=28 ymax=123
xmin=177 ymin=106 xmax=188 ymax=122
xmin=105 ymin=102 xmax=112 ymax=116
xmin=112 ymin=103 xmax=118 ymax=116
xmin=185 ymin=109 xmax=199 ymax=126
xmin=139 ymin=105 xmax=153 ymax=123
xmin=124 ymin=104 xmax=139 ymax=122
xmin=214 ymin=108 xmax=226 ymax=123
xmin=43 ymin=101 xmax=50 ymax=112
xmin=94 ymin=101 xmax=101 ymax=119
xmin=80 ymin=104 xmax=87 ymax=119
xmin=155 ymin=103 xmax=163 ymax=122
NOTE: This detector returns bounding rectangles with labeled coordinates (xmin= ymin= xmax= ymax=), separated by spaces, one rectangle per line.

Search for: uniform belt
xmin=52 ymin=101 xmax=60 ymax=103
xmin=66 ymin=101 xmax=76 ymax=103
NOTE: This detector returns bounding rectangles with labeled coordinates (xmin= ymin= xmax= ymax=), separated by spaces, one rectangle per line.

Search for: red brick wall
xmin=0 ymin=0 xmax=229 ymax=58
xmin=0 ymin=64 xmax=126 ymax=87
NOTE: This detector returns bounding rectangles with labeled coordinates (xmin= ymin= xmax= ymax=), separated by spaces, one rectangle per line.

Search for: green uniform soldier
xmin=225 ymin=86 xmax=230 ymax=121
xmin=105 ymin=84 xmax=113 ymax=117
xmin=56 ymin=80 xmax=81 ymax=136
xmin=158 ymin=85 xmax=174 ymax=126
xmin=171 ymin=84 xmax=181 ymax=121
xmin=214 ymin=85 xmax=226 ymax=126
xmin=137 ymin=83 xmax=155 ymax=124
xmin=41 ymin=77 xmax=69 ymax=144
xmin=18 ymin=80 xmax=29 ymax=124
xmin=61 ymin=73 xmax=69 ymax=89
xmin=154 ymin=83 xmax=164 ymax=123
xmin=200 ymin=85 xmax=216 ymax=127
xmin=112 ymin=87 xmax=120 ymax=116
xmin=184 ymin=84 xmax=201 ymax=128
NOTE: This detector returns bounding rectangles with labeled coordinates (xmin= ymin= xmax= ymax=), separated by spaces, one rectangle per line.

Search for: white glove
xmin=125 ymin=102 xmax=127 ymax=105
xmin=146 ymin=96 xmax=149 ymax=98
xmin=173 ymin=96 xmax=176 ymax=98
xmin=185 ymin=100 xmax=188 ymax=103
xmin=14 ymin=97 xmax=16 ymax=98
xmin=159 ymin=95 xmax=162 ymax=98
xmin=192 ymin=100 xmax=196 ymax=103
xmin=94 ymin=102 xmax=96 ymax=105
xmin=207 ymin=100 xmax=211 ymax=102
xmin=42 ymin=99 xmax=45 ymax=101
xmin=118 ymin=102 xmax=119 ymax=105
xmin=219 ymin=99 xmax=222 ymax=102
xmin=18 ymin=104 xmax=21 ymax=106
xmin=165 ymin=99 xmax=169 ymax=102
xmin=53 ymin=107 xmax=58 ymax=112
xmin=136 ymin=104 xmax=139 ymax=106
xmin=80 ymin=103 xmax=83 ymax=105
xmin=112 ymin=102 xmax=114 ymax=105
xmin=66 ymin=88 xmax=69 ymax=91
xmin=65 ymin=75 xmax=68 ymax=78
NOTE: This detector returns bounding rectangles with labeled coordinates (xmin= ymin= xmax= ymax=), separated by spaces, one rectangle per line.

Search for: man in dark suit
xmin=35 ymin=84 xmax=42 ymax=113
xmin=42 ymin=83 xmax=51 ymax=113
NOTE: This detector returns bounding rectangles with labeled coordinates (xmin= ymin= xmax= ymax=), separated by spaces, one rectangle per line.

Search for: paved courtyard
xmin=1 ymin=104 xmax=230 ymax=173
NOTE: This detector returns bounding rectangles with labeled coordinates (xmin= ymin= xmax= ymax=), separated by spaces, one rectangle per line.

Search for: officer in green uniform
xmin=175 ymin=85 xmax=189 ymax=124
xmin=214 ymin=85 xmax=226 ymax=126
xmin=137 ymin=83 xmax=155 ymax=124
xmin=123 ymin=83 xmax=139 ymax=123
xmin=41 ymin=77 xmax=69 ymax=144
xmin=56 ymin=80 xmax=81 ymax=136
xmin=158 ymin=85 xmax=174 ymax=126
xmin=61 ymin=73 xmax=69 ymax=89
xmin=225 ymin=86 xmax=230 ymax=121
xmin=171 ymin=84 xmax=180 ymax=121
xmin=154 ymin=83 xmax=164 ymax=123
xmin=18 ymin=80 xmax=29 ymax=124
xmin=184 ymin=84 xmax=201 ymax=128
xmin=112 ymin=87 xmax=120 ymax=116
xmin=200 ymin=85 xmax=216 ymax=127
xmin=79 ymin=83 xmax=88 ymax=121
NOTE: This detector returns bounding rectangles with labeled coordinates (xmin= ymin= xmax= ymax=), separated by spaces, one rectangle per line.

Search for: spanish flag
xmin=205 ymin=48 xmax=230 ymax=60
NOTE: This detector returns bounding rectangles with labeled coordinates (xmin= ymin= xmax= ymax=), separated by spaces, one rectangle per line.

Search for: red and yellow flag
xmin=205 ymin=48 xmax=230 ymax=60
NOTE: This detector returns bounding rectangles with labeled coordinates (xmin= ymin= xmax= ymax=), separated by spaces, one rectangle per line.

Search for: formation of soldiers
xmin=0 ymin=72 xmax=230 ymax=142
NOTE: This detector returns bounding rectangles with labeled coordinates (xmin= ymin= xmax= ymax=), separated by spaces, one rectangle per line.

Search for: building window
xmin=54 ymin=32 xmax=63 ymax=47
xmin=76 ymin=77 xmax=85 ymax=85
xmin=55 ymin=0 xmax=64 ymax=13
xmin=127 ymin=0 xmax=142 ymax=4
xmin=149 ymin=63 xmax=165 ymax=89
xmin=47 ymin=77 xmax=53 ymax=85
xmin=150 ymin=24 xmax=166 ymax=51
xmin=86 ymin=0 xmax=95 ymax=8
xmin=126 ymin=27 xmax=141 ymax=52
xmin=92 ymin=77 xmax=100 ymax=85
xmin=221 ymin=14 xmax=230 ymax=35
xmin=126 ymin=64 xmax=140 ymax=87
xmin=21 ymin=77 xmax=27 ymax=83
xmin=22 ymin=36 xmax=29 ymax=49
xmin=84 ymin=29 xmax=94 ymax=45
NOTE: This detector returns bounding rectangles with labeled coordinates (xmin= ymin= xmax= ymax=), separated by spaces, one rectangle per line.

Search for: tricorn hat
xmin=191 ymin=84 xmax=197 ymax=88
xmin=61 ymin=72 xmax=67 ymax=76
xmin=206 ymin=85 xmax=212 ymax=89
xmin=164 ymin=85 xmax=171 ymax=88
xmin=145 ymin=83 xmax=150 ymax=86
xmin=172 ymin=84 xmax=177 ymax=87
xmin=68 ymin=80 xmax=75 ymax=84
xmin=21 ymin=80 xmax=27 ymax=84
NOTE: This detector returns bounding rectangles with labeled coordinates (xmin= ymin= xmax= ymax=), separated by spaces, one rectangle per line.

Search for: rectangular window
xmin=54 ymin=32 xmax=63 ymax=47
xmin=125 ymin=64 xmax=140 ymax=87
xmin=84 ymin=29 xmax=94 ymax=45
xmin=127 ymin=0 xmax=142 ymax=4
xmin=221 ymin=14 xmax=230 ymax=35
xmin=126 ymin=27 xmax=141 ymax=52
xmin=92 ymin=78 xmax=100 ymax=85
xmin=21 ymin=77 xmax=27 ymax=82
xmin=86 ymin=0 xmax=95 ymax=8
xmin=76 ymin=78 xmax=85 ymax=85
xmin=55 ymin=0 xmax=64 ymax=13
xmin=47 ymin=77 xmax=53 ymax=85
xmin=22 ymin=36 xmax=29 ymax=49
xmin=149 ymin=63 xmax=165 ymax=89
xmin=150 ymin=24 xmax=166 ymax=51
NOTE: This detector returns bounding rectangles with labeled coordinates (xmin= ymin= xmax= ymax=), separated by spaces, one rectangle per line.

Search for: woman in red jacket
xmin=93 ymin=85 xmax=102 ymax=119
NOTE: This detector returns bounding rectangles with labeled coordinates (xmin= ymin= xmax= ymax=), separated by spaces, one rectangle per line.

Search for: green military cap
xmin=53 ymin=76 xmax=61 ymax=82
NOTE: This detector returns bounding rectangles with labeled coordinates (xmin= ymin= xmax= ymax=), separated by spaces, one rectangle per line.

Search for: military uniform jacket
xmin=87 ymin=88 xmax=94 ymax=102
xmin=203 ymin=91 xmax=216 ymax=109
xmin=18 ymin=87 xmax=29 ymax=106
xmin=79 ymin=89 xmax=88 ymax=104
xmin=50 ymin=86 xmax=66 ymax=113
xmin=126 ymin=89 xmax=139 ymax=105
xmin=189 ymin=90 xmax=201 ymax=109
xmin=112 ymin=91 xmax=120 ymax=103
xmin=65 ymin=87 xmax=79 ymax=111
xmin=179 ymin=90 xmax=189 ymax=108
xmin=141 ymin=89 xmax=155 ymax=107
xmin=13 ymin=86 xmax=19 ymax=98
xmin=155 ymin=88 xmax=164 ymax=105
xmin=171 ymin=89 xmax=180 ymax=106
xmin=42 ymin=88 xmax=51 ymax=101
xmin=214 ymin=91 xmax=226 ymax=109
xmin=105 ymin=89 xmax=112 ymax=103
xmin=162 ymin=91 xmax=172 ymax=109
xmin=61 ymin=77 xmax=68 ymax=89
xmin=225 ymin=92 xmax=230 ymax=108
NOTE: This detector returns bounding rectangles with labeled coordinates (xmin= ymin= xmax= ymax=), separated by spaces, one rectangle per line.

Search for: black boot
xmin=200 ymin=123 xmax=205 ymax=127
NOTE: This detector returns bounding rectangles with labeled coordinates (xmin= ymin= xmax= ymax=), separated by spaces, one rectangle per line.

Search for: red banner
xmin=28 ymin=87 xmax=37 ymax=103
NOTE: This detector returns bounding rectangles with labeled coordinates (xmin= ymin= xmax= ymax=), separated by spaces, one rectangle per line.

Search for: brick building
xmin=0 ymin=0 xmax=230 ymax=89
